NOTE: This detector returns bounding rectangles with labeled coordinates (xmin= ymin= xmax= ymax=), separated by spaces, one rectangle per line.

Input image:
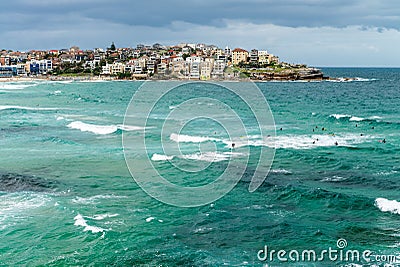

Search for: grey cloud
xmin=1 ymin=0 xmax=400 ymax=67
xmin=1 ymin=0 xmax=400 ymax=31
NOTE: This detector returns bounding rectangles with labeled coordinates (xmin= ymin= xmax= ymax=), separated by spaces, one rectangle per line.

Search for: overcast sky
xmin=1 ymin=0 xmax=400 ymax=66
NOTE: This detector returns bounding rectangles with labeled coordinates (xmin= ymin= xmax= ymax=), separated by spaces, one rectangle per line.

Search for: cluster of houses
xmin=0 ymin=43 xmax=280 ymax=79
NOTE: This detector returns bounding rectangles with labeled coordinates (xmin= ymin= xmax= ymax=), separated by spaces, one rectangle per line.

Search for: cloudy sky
xmin=1 ymin=0 xmax=400 ymax=66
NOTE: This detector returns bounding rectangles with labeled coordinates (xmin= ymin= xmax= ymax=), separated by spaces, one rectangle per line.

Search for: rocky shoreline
xmin=1 ymin=68 xmax=363 ymax=83
xmin=247 ymin=68 xmax=326 ymax=81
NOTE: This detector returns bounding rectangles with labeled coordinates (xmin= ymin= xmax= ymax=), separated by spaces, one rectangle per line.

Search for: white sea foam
xmin=170 ymin=132 xmax=372 ymax=150
xmin=235 ymin=133 xmax=372 ymax=150
xmin=71 ymin=195 xmax=128 ymax=205
xmin=0 ymin=193 xmax=52 ymax=230
xmin=74 ymin=214 xmax=107 ymax=233
xmin=0 ymin=83 xmax=38 ymax=90
xmin=170 ymin=133 xmax=218 ymax=143
xmin=375 ymin=170 xmax=398 ymax=176
xmin=0 ymin=193 xmax=50 ymax=213
xmin=117 ymin=125 xmax=146 ymax=131
xmin=349 ymin=116 xmax=364 ymax=122
xmin=0 ymin=105 xmax=59 ymax=111
xmin=53 ymin=80 xmax=73 ymax=84
xmin=328 ymin=77 xmax=377 ymax=83
xmin=77 ymin=79 xmax=109 ymax=83
xmin=222 ymin=138 xmax=263 ymax=148
xmin=270 ymin=169 xmax=292 ymax=174
xmin=88 ymin=213 xmax=119 ymax=220
xmin=330 ymin=114 xmax=352 ymax=119
xmin=271 ymin=134 xmax=370 ymax=149
xmin=67 ymin=121 xmax=145 ymax=135
xmin=331 ymin=114 xmax=383 ymax=122
xmin=67 ymin=121 xmax=118 ymax=135
xmin=56 ymin=116 xmax=65 ymax=121
xmin=321 ymin=176 xmax=347 ymax=182
xmin=375 ymin=198 xmax=400 ymax=215
xmin=180 ymin=151 xmax=245 ymax=162
xmin=151 ymin=153 xmax=174 ymax=161
xmin=146 ymin=216 xmax=155 ymax=222
xmin=353 ymin=77 xmax=378 ymax=82
xmin=369 ymin=116 xmax=383 ymax=120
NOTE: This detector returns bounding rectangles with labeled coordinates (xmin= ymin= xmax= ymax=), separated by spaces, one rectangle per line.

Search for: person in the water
xmin=232 ymin=143 xmax=236 ymax=148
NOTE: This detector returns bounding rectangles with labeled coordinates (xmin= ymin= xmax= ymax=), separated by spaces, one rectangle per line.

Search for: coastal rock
xmin=248 ymin=68 xmax=325 ymax=81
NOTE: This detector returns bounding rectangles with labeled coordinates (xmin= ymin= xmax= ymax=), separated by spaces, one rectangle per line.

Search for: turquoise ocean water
xmin=0 ymin=68 xmax=399 ymax=266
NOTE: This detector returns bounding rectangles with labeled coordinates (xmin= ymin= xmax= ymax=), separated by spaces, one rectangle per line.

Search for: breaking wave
xmin=67 ymin=121 xmax=145 ymax=135
xmin=375 ymin=198 xmax=400 ymax=215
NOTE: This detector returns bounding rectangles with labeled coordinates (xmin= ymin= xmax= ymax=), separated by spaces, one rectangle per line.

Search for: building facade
xmin=231 ymin=48 xmax=249 ymax=65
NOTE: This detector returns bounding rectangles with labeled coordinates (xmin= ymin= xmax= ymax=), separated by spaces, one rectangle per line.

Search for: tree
xmin=182 ymin=53 xmax=190 ymax=61
xmin=109 ymin=42 xmax=116 ymax=51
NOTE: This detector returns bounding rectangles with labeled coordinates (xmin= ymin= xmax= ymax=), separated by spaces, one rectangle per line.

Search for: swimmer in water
xmin=335 ymin=141 xmax=338 ymax=146
xmin=232 ymin=143 xmax=236 ymax=148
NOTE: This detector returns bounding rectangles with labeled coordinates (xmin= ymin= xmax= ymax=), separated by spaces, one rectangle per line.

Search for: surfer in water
xmin=232 ymin=143 xmax=236 ymax=148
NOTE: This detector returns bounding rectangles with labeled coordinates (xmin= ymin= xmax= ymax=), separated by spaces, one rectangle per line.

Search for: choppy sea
xmin=0 ymin=68 xmax=399 ymax=266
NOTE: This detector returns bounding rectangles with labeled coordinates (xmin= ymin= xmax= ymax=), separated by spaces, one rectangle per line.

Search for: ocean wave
xmin=180 ymin=151 xmax=245 ymax=162
xmin=0 ymin=105 xmax=59 ymax=111
xmin=170 ymin=133 xmax=256 ymax=149
xmin=375 ymin=170 xmax=399 ymax=176
xmin=71 ymin=195 xmax=128 ymax=205
xmin=151 ymin=154 xmax=174 ymax=161
xmin=0 ymin=193 xmax=51 ymax=212
xmin=320 ymin=176 xmax=347 ymax=182
xmin=375 ymin=198 xmax=400 ymax=215
xmin=327 ymin=77 xmax=378 ymax=83
xmin=87 ymin=213 xmax=119 ymax=221
xmin=170 ymin=133 xmax=219 ymax=143
xmin=67 ymin=121 xmax=145 ymax=135
xmin=169 ymin=132 xmax=373 ymax=150
xmin=0 ymin=193 xmax=52 ymax=230
xmin=330 ymin=114 xmax=383 ymax=122
xmin=269 ymin=133 xmax=372 ymax=149
xmin=270 ymin=169 xmax=292 ymax=175
xmin=349 ymin=116 xmax=364 ymax=122
xmin=330 ymin=114 xmax=352 ymax=119
xmin=0 ymin=83 xmax=39 ymax=90
xmin=74 ymin=214 xmax=107 ymax=233
xmin=145 ymin=216 xmax=163 ymax=223
xmin=67 ymin=121 xmax=117 ymax=135
xmin=76 ymin=80 xmax=109 ymax=83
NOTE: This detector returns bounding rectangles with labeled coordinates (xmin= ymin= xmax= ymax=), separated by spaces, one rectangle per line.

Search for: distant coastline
xmin=0 ymin=67 xmax=332 ymax=83
xmin=1 ymin=42 xmax=333 ymax=82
